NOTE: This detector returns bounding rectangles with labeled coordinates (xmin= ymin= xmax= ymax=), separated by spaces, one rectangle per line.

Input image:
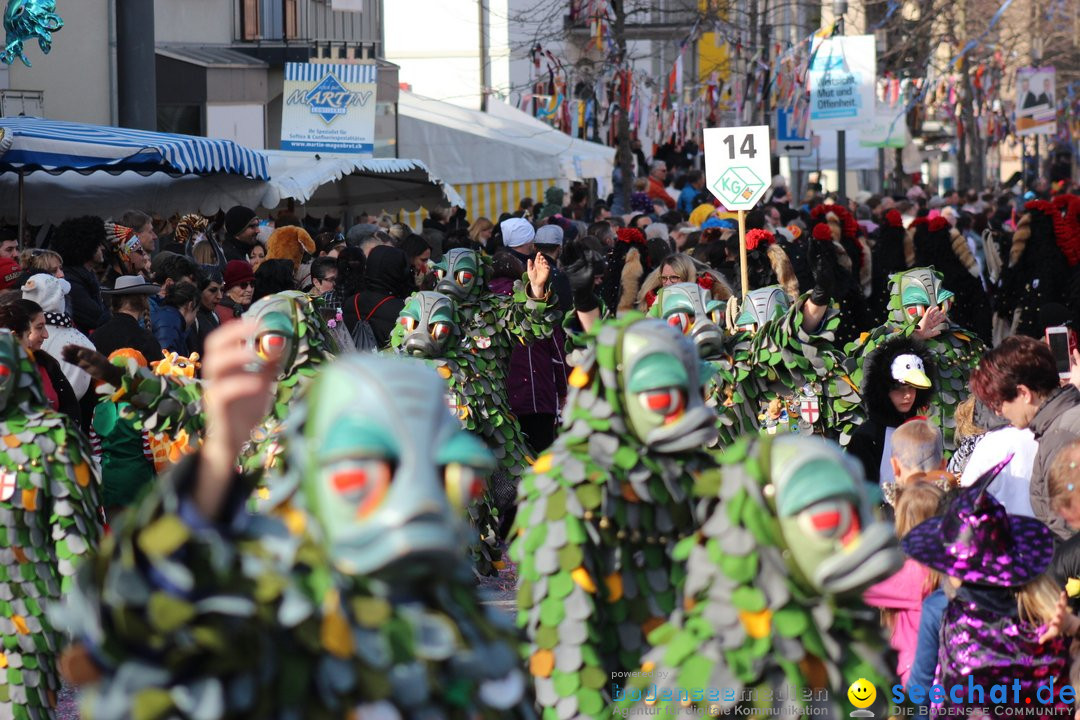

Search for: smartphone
xmin=1045 ymin=326 xmax=1077 ymax=379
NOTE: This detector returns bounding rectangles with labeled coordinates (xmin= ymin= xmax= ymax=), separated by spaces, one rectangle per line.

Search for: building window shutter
xmin=284 ymin=0 xmax=299 ymax=39
xmin=241 ymin=0 xmax=260 ymax=39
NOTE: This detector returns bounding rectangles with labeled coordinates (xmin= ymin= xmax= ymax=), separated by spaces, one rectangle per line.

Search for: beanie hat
xmin=224 ymin=206 xmax=257 ymax=238
xmin=21 ymin=273 xmax=71 ymax=314
xmin=223 ymin=260 xmax=255 ymax=291
xmin=501 ymin=218 xmax=536 ymax=248
xmin=266 ymin=226 xmax=316 ymax=269
xmin=0 ymin=258 xmax=20 ymax=290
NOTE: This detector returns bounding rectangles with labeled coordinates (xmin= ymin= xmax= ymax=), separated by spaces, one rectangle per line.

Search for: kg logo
xmin=847 ymin=678 xmax=877 ymax=717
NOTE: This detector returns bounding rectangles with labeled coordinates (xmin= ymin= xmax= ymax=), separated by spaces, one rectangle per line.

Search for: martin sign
xmin=281 ymin=63 xmax=377 ymax=155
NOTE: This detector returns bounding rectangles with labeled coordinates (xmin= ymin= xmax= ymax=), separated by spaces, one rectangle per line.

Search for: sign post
xmin=703 ymin=125 xmax=772 ymax=298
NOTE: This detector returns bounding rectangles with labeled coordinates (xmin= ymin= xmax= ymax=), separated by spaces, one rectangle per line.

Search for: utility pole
xmin=478 ymin=0 xmax=489 ymax=112
xmin=834 ymin=0 xmax=847 ymax=200
xmin=116 ymin=0 xmax=156 ymax=130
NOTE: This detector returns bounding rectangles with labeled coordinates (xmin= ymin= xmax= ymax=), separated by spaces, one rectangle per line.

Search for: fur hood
xmin=861 ymin=335 xmax=936 ymax=427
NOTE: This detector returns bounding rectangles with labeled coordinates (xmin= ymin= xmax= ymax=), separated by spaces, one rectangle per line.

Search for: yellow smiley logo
xmin=847 ymin=678 xmax=877 ymax=709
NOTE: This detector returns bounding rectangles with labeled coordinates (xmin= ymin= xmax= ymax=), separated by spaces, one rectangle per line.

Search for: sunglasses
xmin=233 ymin=281 xmax=254 ymax=290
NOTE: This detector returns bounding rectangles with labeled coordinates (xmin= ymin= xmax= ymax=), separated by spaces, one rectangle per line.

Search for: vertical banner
xmin=281 ymin=63 xmax=377 ymax=154
xmin=808 ymin=35 xmax=876 ymax=132
xmin=1015 ymin=66 xmax=1056 ymax=136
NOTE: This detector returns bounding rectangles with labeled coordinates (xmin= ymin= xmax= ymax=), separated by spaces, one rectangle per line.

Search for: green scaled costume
xmin=0 ymin=330 xmax=101 ymax=719
xmin=391 ymin=290 xmax=528 ymax=576
xmin=58 ymin=355 xmax=536 ymax=719
xmin=725 ymin=286 xmax=862 ymax=444
xmin=646 ymin=282 xmax=741 ymax=447
xmin=618 ymin=435 xmax=902 ymax=718
xmin=512 ymin=316 xmax=718 ymax=720
xmin=844 ymin=267 xmax=985 ymax=451
xmin=411 ymin=248 xmax=559 ymax=525
xmin=241 ymin=291 xmax=339 ymax=484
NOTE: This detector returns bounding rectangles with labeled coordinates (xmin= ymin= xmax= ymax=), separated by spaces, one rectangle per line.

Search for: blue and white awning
xmin=0 ymin=117 xmax=270 ymax=179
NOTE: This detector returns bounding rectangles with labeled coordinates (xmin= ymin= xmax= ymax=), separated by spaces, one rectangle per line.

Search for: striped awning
xmin=401 ymin=178 xmax=558 ymax=231
xmin=0 ymin=117 xmax=270 ymax=179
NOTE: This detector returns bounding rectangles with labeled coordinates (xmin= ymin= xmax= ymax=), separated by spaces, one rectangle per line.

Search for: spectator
xmin=94 ymin=276 xmax=162 ymax=362
xmin=646 ymin=161 xmax=676 ymax=211
xmin=190 ymin=271 xmax=223 ymax=357
xmin=247 ymin=238 xmax=267 ymax=271
xmin=970 ymin=335 xmax=1080 ymax=539
xmin=221 ymin=206 xmax=260 ymax=262
xmin=217 ymin=260 xmax=254 ymax=323
xmin=49 ymin=216 xmax=110 ymax=334
xmin=958 ymin=398 xmax=1038 ymax=517
xmin=881 ymin=420 xmax=952 ymax=506
xmin=677 ymin=170 xmax=705 ymax=216
xmin=533 ymin=225 xmax=571 ymax=316
xmin=152 ymin=281 xmax=198 ymax=355
xmin=0 ymin=229 xmax=17 ymax=260
xmin=120 ymin=209 xmax=157 ymax=254
xmin=400 ymin=234 xmax=433 ymax=289
xmin=252 ymin=259 xmax=297 ymax=302
xmin=103 ymin=222 xmax=152 ymax=285
xmin=308 ymin=256 xmax=338 ymax=297
xmin=0 ymin=298 xmax=80 ymax=421
xmin=21 ymin=273 xmax=95 ymax=402
xmin=588 ymin=221 xmax=614 ymax=248
xmin=468 ymin=218 xmax=494 ymax=249
xmin=342 ymin=245 xmax=412 ymax=348
xmin=18 ymin=248 xmax=64 ymax=281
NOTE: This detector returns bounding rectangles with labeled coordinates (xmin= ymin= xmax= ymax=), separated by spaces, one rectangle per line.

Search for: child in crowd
xmin=1047 ymin=439 xmax=1080 ymax=595
xmin=864 ymin=482 xmax=945 ymax=686
xmin=902 ymin=466 xmax=1069 ymax=717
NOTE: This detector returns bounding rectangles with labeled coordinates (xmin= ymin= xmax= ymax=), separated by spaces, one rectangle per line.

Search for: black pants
xmin=518 ymin=413 xmax=558 ymax=455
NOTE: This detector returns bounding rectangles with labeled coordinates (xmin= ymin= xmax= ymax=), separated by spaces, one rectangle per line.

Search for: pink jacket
xmin=863 ymin=558 xmax=930 ymax=686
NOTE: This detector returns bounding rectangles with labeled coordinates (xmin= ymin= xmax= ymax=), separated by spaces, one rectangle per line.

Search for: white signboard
xmin=859 ymin=105 xmax=910 ymax=149
xmin=281 ymin=63 xmax=377 ymax=155
xmin=808 ymin=35 xmax=876 ymax=132
xmin=703 ymin=125 xmax=771 ymax=210
xmin=1016 ymin=66 xmax=1056 ymax=136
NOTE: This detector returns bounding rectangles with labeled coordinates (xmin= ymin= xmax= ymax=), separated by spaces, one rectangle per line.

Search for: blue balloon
xmin=2 ymin=0 xmax=64 ymax=67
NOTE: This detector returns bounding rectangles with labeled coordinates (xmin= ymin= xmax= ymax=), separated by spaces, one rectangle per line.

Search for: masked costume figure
xmin=392 ymin=290 xmax=532 ymax=575
xmin=513 ymin=316 xmax=718 ymax=720
xmin=846 ymin=268 xmax=983 ymax=452
xmin=58 ymin=356 xmax=537 ymax=719
xmin=619 ymin=435 xmax=902 ymax=718
xmin=0 ymin=330 xmax=101 ymax=719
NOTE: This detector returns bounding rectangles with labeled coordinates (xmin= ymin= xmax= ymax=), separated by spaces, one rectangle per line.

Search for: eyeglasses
xmin=660 ymin=275 xmax=682 ymax=284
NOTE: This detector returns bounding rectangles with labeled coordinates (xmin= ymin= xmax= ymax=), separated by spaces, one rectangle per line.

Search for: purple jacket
xmin=489 ymin=277 xmax=568 ymax=417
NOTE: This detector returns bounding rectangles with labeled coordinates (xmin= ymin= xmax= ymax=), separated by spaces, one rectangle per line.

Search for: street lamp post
xmin=834 ymin=0 xmax=847 ymax=200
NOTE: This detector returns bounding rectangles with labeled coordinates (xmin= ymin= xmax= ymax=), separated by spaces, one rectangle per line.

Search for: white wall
xmin=206 ymin=104 xmax=265 ymax=148
xmin=7 ymin=0 xmax=111 ymax=123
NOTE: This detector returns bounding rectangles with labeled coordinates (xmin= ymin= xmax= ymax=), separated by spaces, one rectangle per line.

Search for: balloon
xmin=2 ymin=0 xmax=63 ymax=67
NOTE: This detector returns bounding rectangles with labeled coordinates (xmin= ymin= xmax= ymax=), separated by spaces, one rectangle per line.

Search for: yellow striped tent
xmin=400 ymin=178 xmax=560 ymax=231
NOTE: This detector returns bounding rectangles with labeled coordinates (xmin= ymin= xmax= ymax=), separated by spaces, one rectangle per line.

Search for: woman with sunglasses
xmin=216 ymin=260 xmax=255 ymax=323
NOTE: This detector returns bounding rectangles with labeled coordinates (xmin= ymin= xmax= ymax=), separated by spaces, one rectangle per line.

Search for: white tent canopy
xmin=0 ymin=151 xmax=462 ymax=225
xmin=397 ymin=91 xmax=615 ymax=187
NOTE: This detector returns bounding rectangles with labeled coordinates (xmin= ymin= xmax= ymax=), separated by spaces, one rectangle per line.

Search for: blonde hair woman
xmin=19 ymin=249 xmax=64 ymax=278
xmin=468 ymin=217 xmax=494 ymax=248
xmin=635 ymin=252 xmax=732 ymax=311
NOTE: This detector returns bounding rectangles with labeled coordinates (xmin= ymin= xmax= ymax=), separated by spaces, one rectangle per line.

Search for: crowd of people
xmin=3 ymin=156 xmax=1080 ymax=719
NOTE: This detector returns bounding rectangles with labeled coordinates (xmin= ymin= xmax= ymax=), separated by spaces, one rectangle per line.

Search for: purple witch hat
xmin=901 ymin=458 xmax=1055 ymax=588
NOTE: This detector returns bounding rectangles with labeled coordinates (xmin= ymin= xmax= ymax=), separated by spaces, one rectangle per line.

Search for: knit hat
xmin=500 ymin=218 xmax=536 ymax=248
xmin=223 ymin=260 xmax=255 ymax=291
xmin=0 ymin=258 xmax=20 ymax=290
xmin=534 ymin=225 xmax=564 ymax=247
xmin=224 ymin=206 xmax=257 ymax=238
xmin=902 ymin=463 xmax=1055 ymax=588
xmin=266 ymin=226 xmax=316 ymax=269
xmin=21 ymin=273 xmax=70 ymax=314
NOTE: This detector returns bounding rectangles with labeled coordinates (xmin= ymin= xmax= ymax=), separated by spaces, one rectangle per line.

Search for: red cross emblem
xmin=800 ymin=397 xmax=821 ymax=425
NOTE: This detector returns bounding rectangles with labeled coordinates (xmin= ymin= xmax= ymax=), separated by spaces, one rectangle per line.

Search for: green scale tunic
xmin=512 ymin=316 xmax=719 ymax=720
xmin=0 ymin=338 xmax=101 ymax=720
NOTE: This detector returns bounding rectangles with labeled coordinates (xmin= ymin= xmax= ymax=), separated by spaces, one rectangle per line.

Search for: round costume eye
xmin=256 ymin=333 xmax=287 ymax=362
xmin=455 ymin=270 xmax=474 ymax=286
xmin=939 ymin=298 xmax=953 ymax=314
xmin=799 ymin=500 xmax=860 ymax=543
xmin=400 ymin=316 xmax=418 ymax=332
xmin=434 ymin=268 xmax=446 ymax=280
xmin=431 ymin=322 xmax=451 ymax=342
xmin=905 ymin=304 xmax=926 ymax=318
xmin=444 ymin=463 xmax=486 ymax=512
xmin=329 ymin=459 xmax=393 ymax=520
xmin=666 ymin=312 xmax=691 ymax=334
xmin=639 ymin=387 xmax=686 ymax=420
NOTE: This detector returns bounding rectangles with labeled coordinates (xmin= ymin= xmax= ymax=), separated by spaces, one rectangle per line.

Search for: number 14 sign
xmin=703 ymin=126 xmax=771 ymax=211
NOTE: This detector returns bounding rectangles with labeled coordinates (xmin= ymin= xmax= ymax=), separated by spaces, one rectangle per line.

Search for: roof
xmin=155 ymin=46 xmax=269 ymax=69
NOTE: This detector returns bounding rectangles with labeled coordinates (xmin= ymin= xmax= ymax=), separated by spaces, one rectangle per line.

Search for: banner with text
xmin=808 ymin=35 xmax=876 ymax=132
xmin=281 ymin=63 xmax=377 ymax=154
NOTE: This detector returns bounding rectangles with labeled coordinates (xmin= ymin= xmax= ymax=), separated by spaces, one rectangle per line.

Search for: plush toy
xmin=618 ymin=435 xmax=903 ymax=717
xmin=146 ymin=350 xmax=201 ymax=471
xmin=0 ymin=329 xmax=100 ymax=718
xmin=266 ymin=225 xmax=316 ymax=271
xmin=59 ymin=356 xmax=538 ymax=719
xmin=1 ymin=0 xmax=62 ymax=66
xmin=513 ymin=316 xmax=718 ymax=720
xmin=391 ymin=290 xmax=531 ymax=575
xmin=845 ymin=267 xmax=985 ymax=452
